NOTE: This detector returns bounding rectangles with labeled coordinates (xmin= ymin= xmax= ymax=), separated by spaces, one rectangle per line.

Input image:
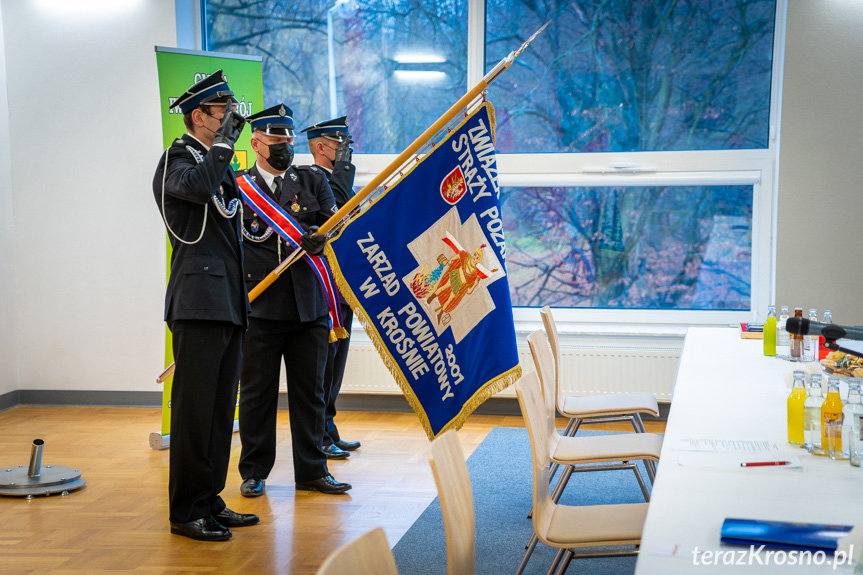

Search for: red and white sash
xmin=236 ymin=173 xmax=346 ymax=341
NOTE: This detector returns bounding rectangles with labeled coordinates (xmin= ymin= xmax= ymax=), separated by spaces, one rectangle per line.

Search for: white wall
xmin=0 ymin=4 xmax=16 ymax=397
xmin=0 ymin=0 xmax=860 ymax=398
xmin=776 ymin=0 xmax=863 ymax=324
xmin=1 ymin=0 xmax=175 ymax=391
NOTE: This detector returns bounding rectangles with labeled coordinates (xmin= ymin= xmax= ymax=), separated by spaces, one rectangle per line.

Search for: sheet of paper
xmin=677 ymin=452 xmax=802 ymax=470
xmin=669 ymin=437 xmax=782 ymax=453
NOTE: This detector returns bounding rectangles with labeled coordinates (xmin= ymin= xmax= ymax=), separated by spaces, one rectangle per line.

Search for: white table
xmin=635 ymin=327 xmax=863 ymax=574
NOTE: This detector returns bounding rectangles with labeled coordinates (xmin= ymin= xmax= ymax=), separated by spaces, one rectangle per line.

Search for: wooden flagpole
xmin=157 ymin=22 xmax=548 ymax=383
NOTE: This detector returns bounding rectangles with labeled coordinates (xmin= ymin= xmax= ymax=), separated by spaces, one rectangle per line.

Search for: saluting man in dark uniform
xmin=301 ymin=117 xmax=361 ymax=459
xmin=152 ymin=70 xmax=259 ymax=541
xmin=236 ymin=104 xmax=352 ymax=497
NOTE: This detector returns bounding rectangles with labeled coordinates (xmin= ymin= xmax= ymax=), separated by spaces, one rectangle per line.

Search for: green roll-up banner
xmin=154 ymin=47 xmax=263 ymax=442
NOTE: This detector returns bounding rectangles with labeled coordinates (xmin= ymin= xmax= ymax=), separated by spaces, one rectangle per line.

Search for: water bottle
xmin=803 ymin=308 xmax=817 ymax=362
xmin=842 ymin=383 xmax=863 ymax=461
xmin=776 ymin=306 xmax=790 ymax=360
xmin=804 ymin=374 xmax=824 ymax=454
xmin=819 ymin=310 xmax=833 ymax=360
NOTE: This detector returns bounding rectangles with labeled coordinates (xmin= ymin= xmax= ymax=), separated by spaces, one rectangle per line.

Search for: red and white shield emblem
xmin=440 ymin=165 xmax=467 ymax=205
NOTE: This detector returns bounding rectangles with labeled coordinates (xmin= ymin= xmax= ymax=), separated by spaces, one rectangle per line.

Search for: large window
xmin=504 ymin=184 xmax=753 ymax=310
xmin=204 ymin=0 xmax=782 ymax=323
xmin=485 ymin=1 xmax=776 ymax=153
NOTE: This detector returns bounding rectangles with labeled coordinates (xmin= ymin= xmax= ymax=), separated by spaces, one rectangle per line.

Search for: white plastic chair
xmin=516 ymin=371 xmax=647 ymax=575
xmin=540 ymin=305 xmax=660 ymax=481
xmin=315 ymin=527 xmax=399 ymax=575
xmin=519 ymin=330 xmax=660 ymax=574
xmin=429 ymin=429 xmax=476 ymax=575
xmin=540 ymin=306 xmax=660 ymax=437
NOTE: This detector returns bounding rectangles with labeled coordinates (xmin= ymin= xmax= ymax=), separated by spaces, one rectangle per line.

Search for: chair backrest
xmin=515 ymin=372 xmax=556 ymax=540
xmin=526 ymin=330 xmax=559 ymax=443
xmin=315 ymin=527 xmax=399 ymax=575
xmin=539 ymin=306 xmax=565 ymax=412
xmin=429 ymin=429 xmax=476 ymax=575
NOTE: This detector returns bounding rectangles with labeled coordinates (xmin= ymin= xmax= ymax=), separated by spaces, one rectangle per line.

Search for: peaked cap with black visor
xmin=247 ymin=104 xmax=295 ymax=138
xmin=169 ymin=69 xmax=238 ymax=115
xmin=300 ymin=116 xmax=351 ymax=144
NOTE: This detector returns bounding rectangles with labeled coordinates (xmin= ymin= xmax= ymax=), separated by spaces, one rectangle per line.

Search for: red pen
xmin=740 ymin=461 xmax=792 ymax=467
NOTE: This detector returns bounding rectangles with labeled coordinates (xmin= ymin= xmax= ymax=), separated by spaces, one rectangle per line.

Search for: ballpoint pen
xmin=740 ymin=461 xmax=792 ymax=467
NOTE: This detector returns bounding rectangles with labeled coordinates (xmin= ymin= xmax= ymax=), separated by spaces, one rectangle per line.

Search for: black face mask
xmin=266 ymin=142 xmax=293 ymax=171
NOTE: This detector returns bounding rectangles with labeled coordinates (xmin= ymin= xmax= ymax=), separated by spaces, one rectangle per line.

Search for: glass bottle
xmin=821 ymin=377 xmax=845 ymax=460
xmin=803 ymin=308 xmax=817 ymax=362
xmin=819 ymin=310 xmax=833 ymax=360
xmin=776 ymin=306 xmax=790 ymax=360
xmin=763 ymin=305 xmax=776 ymax=357
xmin=804 ymin=374 xmax=825 ymax=454
xmin=787 ymin=371 xmax=806 ymax=445
xmin=850 ymin=396 xmax=863 ymax=468
xmin=790 ymin=307 xmax=804 ymax=362
xmin=842 ymin=383 xmax=863 ymax=461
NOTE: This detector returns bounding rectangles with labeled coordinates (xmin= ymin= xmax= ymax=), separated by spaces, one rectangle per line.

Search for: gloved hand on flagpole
xmin=300 ymin=226 xmax=327 ymax=255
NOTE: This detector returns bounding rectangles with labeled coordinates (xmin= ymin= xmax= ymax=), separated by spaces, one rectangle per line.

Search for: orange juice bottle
xmin=821 ymin=377 xmax=845 ymax=453
xmin=787 ymin=371 xmax=806 ymax=445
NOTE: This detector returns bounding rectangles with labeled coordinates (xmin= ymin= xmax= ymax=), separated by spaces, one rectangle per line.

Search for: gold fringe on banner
xmin=322 ymin=101 xmax=521 ymax=441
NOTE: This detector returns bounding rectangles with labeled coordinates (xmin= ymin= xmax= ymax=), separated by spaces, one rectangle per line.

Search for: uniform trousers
xmin=322 ymin=303 xmax=353 ymax=446
xmin=167 ymin=319 xmax=244 ymax=524
xmin=238 ymin=315 xmax=329 ymax=483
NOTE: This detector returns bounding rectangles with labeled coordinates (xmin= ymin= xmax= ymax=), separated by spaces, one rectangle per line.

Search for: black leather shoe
xmin=322 ymin=444 xmax=350 ymax=459
xmin=335 ymin=439 xmax=361 ymax=451
xmin=214 ymin=507 xmax=260 ymax=528
xmin=240 ymin=478 xmax=265 ymax=498
xmin=170 ymin=517 xmax=232 ymax=541
xmin=296 ymin=474 xmax=352 ymax=494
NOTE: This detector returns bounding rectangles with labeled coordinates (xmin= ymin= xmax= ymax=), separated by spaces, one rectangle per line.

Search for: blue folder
xmin=721 ymin=518 xmax=853 ymax=553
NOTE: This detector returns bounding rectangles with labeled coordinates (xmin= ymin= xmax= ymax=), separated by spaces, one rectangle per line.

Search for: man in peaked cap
xmin=302 ymin=117 xmax=361 ymax=459
xmin=236 ymin=104 xmax=352 ymax=497
xmin=152 ymin=70 xmax=259 ymax=541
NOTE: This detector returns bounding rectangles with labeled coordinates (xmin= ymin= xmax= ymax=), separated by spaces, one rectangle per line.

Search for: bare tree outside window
xmin=206 ymin=0 xmax=468 ymax=153
xmin=486 ymin=0 xmax=775 ymax=153
xmin=206 ymin=0 xmax=774 ymax=311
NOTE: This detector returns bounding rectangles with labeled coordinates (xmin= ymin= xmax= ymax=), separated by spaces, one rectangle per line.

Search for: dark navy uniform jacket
xmin=152 ymin=134 xmax=249 ymax=327
xmin=315 ymin=159 xmax=356 ymax=307
xmin=238 ymin=163 xmax=337 ymax=322
xmin=318 ymin=159 xmax=356 ymax=209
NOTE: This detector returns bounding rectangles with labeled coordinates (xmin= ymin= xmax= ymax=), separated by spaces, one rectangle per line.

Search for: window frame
xmin=193 ymin=0 xmax=786 ymax=326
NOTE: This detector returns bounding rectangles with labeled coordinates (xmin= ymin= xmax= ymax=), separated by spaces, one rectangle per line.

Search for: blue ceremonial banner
xmin=325 ymin=102 xmax=521 ymax=440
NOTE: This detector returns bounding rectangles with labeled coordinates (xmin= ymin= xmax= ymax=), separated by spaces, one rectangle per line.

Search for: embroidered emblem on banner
xmin=404 ymin=207 xmax=504 ymax=343
xmin=440 ymin=166 xmax=467 ymax=205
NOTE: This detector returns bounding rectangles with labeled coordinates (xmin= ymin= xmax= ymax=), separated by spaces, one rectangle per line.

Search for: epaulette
xmin=293 ymin=165 xmax=326 ymax=180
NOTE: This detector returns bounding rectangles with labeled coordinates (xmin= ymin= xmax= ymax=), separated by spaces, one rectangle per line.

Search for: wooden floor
xmin=0 ymin=405 xmax=664 ymax=575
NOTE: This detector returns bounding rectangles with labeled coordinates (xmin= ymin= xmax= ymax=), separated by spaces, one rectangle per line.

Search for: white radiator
xmin=340 ymin=341 xmax=680 ymax=401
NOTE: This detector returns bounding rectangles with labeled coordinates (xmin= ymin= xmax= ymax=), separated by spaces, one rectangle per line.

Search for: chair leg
xmin=550 ymin=464 xmax=574 ymax=504
xmin=553 ymin=550 xmax=574 ymax=575
xmin=549 ymin=419 xmax=580 ymax=485
xmin=515 ymin=533 xmax=540 ymax=575
xmin=631 ymin=413 xmax=659 ymax=479
xmin=645 ymin=458 xmax=657 ymax=483
xmin=565 ymin=418 xmax=583 ymax=437
xmin=546 ymin=548 xmax=567 ymax=575
xmin=628 ymin=462 xmax=650 ymax=502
